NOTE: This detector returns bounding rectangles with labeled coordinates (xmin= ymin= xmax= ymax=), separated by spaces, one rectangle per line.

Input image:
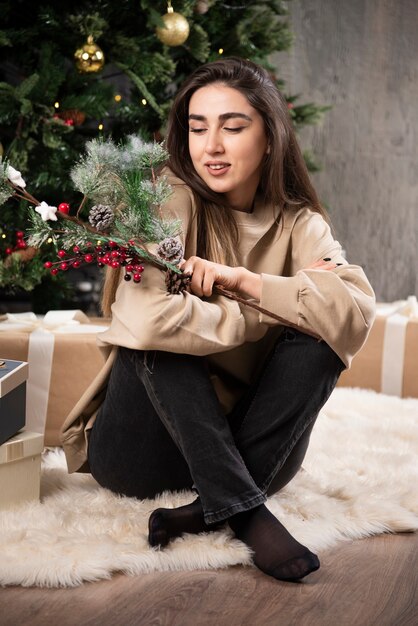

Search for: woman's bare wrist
xmin=237 ymin=267 xmax=262 ymax=301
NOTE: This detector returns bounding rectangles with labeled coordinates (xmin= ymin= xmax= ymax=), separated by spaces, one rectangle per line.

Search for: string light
xmin=98 ymin=123 xmax=104 ymax=131
xmin=114 ymin=94 xmax=122 ymax=102
xmin=47 ymin=237 xmax=53 ymax=244
xmin=141 ymin=98 xmax=147 ymax=106
xmin=1 ymin=233 xmax=6 ymax=239
xmin=218 ymin=48 xmax=224 ymax=54
xmin=54 ymin=102 xmax=60 ymax=108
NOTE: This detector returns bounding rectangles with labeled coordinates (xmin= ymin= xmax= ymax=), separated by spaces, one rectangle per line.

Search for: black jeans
xmin=88 ymin=329 xmax=345 ymax=524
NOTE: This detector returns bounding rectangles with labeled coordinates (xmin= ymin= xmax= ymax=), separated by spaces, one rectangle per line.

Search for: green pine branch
xmin=0 ymin=253 xmax=44 ymax=292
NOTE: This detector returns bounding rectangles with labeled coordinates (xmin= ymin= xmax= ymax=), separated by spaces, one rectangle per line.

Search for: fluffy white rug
xmin=1 ymin=387 xmax=417 ymax=588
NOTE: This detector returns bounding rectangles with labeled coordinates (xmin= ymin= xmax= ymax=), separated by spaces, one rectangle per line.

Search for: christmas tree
xmin=0 ymin=0 xmax=329 ymax=311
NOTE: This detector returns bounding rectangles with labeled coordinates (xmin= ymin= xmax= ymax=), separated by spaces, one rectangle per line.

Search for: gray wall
xmin=272 ymin=0 xmax=418 ymax=301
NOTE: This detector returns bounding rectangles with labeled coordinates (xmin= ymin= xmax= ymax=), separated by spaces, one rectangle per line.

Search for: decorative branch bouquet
xmin=0 ymin=137 xmax=189 ymax=292
xmin=0 ymin=136 xmax=318 ymax=338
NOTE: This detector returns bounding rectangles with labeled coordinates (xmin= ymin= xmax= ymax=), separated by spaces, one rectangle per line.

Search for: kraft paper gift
xmin=0 ymin=310 xmax=109 ymax=445
xmin=338 ymin=296 xmax=418 ymax=398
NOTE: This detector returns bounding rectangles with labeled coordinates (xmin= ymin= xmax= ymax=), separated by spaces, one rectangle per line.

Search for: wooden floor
xmin=1 ymin=532 xmax=417 ymax=626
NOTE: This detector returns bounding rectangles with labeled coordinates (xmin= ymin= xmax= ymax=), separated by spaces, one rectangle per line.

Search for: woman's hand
xmin=306 ymin=258 xmax=339 ymax=271
xmin=180 ymin=256 xmax=262 ymax=300
xmin=179 ymin=256 xmax=339 ymax=300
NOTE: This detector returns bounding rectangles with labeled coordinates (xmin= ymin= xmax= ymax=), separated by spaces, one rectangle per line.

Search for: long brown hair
xmin=102 ymin=57 xmax=326 ymax=315
xmin=166 ymin=57 xmax=326 ymax=264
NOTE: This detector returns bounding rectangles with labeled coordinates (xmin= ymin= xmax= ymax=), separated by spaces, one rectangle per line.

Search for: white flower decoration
xmin=6 ymin=165 xmax=26 ymax=188
xmin=35 ymin=201 xmax=58 ymax=222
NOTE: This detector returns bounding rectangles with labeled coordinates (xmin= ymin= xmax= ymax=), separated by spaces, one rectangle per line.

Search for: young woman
xmin=61 ymin=58 xmax=376 ymax=582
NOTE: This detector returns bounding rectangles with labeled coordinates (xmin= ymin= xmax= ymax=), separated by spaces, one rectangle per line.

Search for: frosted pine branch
xmin=26 ymin=210 xmax=56 ymax=246
xmin=120 ymin=135 xmax=168 ymax=171
xmin=139 ymin=176 xmax=172 ymax=207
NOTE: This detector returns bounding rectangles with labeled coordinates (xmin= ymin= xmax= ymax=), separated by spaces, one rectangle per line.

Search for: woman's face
xmin=188 ymin=84 xmax=268 ymax=212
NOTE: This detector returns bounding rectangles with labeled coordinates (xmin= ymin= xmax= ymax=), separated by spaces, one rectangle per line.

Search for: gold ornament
xmin=74 ymin=35 xmax=105 ymax=73
xmin=156 ymin=1 xmax=190 ymax=47
xmin=195 ymin=0 xmax=209 ymax=14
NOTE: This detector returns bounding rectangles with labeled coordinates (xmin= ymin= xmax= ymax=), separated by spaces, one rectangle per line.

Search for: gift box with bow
xmin=0 ymin=310 xmax=109 ymax=445
xmin=338 ymin=296 xmax=418 ymax=398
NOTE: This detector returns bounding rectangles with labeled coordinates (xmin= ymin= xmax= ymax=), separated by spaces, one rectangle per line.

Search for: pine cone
xmin=165 ymin=268 xmax=191 ymax=294
xmin=88 ymin=205 xmax=114 ymax=231
xmin=157 ymin=237 xmax=184 ymax=266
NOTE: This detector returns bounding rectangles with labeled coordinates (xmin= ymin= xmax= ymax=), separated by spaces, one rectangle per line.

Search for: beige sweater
xmin=61 ymin=172 xmax=376 ymax=473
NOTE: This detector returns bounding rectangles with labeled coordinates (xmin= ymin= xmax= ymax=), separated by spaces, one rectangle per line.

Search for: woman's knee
xmin=265 ymin=422 xmax=314 ymax=496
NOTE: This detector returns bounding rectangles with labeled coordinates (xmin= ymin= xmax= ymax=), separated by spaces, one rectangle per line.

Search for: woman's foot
xmin=148 ymin=498 xmax=222 ymax=547
xmin=148 ymin=500 xmax=319 ymax=583
xmin=228 ymin=503 xmax=320 ymax=582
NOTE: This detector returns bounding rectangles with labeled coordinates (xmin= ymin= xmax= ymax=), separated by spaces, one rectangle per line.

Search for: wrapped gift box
xmin=338 ymin=298 xmax=418 ymax=398
xmin=0 ymin=359 xmax=28 ymax=445
xmin=0 ymin=430 xmax=44 ymax=510
xmin=0 ymin=311 xmax=109 ymax=446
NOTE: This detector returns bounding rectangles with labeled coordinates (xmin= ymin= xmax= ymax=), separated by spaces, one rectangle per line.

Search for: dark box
xmin=0 ymin=359 xmax=28 ymax=445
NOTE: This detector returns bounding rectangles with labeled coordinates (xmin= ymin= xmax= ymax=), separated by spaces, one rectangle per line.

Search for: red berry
xmin=111 ymin=250 xmax=119 ymax=258
xmin=111 ymin=260 xmax=120 ymax=268
xmin=44 ymin=261 xmax=53 ymax=268
xmin=51 ymin=268 xmax=59 ymax=275
xmin=58 ymin=203 xmax=70 ymax=214
xmin=84 ymin=254 xmax=94 ymax=263
xmin=73 ymin=245 xmax=80 ymax=253
xmin=57 ymin=249 xmax=66 ymax=258
xmin=125 ymin=264 xmax=133 ymax=272
xmin=16 ymin=231 xmax=24 ymax=238
xmin=133 ymin=273 xmax=142 ymax=283
xmin=5 ymin=247 xmax=13 ymax=255
xmin=17 ymin=240 xmax=26 ymax=249
xmin=73 ymin=260 xmax=81 ymax=268
xmin=60 ymin=262 xmax=68 ymax=270
xmin=108 ymin=241 xmax=117 ymax=248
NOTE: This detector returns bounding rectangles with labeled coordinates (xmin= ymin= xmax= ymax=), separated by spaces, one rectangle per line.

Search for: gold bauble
xmin=195 ymin=0 xmax=209 ymax=14
xmin=156 ymin=7 xmax=190 ymax=47
xmin=74 ymin=35 xmax=105 ymax=73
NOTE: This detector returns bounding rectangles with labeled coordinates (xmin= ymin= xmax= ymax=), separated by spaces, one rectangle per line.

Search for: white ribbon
xmin=0 ymin=310 xmax=107 ymax=334
xmin=0 ymin=310 xmax=108 ymax=434
xmin=377 ymin=296 xmax=418 ymax=396
xmin=26 ymin=328 xmax=55 ymax=434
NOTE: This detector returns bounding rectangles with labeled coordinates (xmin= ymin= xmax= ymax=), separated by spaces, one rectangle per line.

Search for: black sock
xmin=148 ymin=499 xmax=319 ymax=581
xmin=228 ymin=503 xmax=320 ymax=582
xmin=148 ymin=498 xmax=222 ymax=547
